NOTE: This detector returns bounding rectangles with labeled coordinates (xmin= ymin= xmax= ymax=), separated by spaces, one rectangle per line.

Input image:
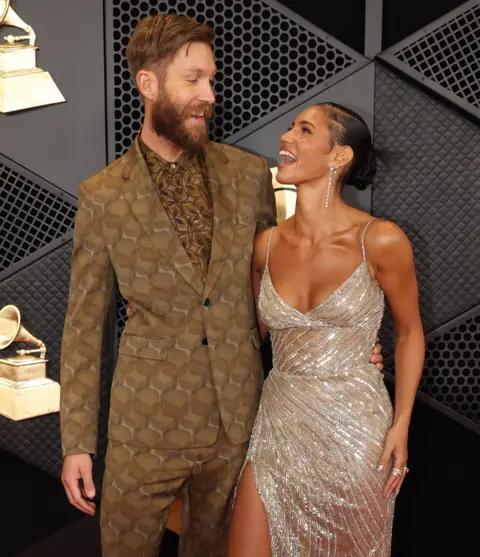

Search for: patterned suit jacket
xmin=60 ymin=138 xmax=277 ymax=456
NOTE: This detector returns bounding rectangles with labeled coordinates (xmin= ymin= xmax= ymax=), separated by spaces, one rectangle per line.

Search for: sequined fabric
xmin=245 ymin=222 xmax=395 ymax=556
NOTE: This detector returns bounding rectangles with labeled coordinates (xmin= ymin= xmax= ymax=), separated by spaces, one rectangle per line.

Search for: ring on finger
xmin=392 ymin=467 xmax=402 ymax=477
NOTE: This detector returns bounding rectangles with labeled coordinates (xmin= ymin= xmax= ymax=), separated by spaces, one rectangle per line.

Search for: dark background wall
xmin=1 ymin=1 xmax=479 ymax=556
xmin=0 ymin=0 xmax=107 ymax=195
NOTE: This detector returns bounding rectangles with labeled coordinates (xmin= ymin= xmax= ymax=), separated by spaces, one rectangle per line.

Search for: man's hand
xmin=126 ymin=301 xmax=136 ymax=318
xmin=370 ymin=342 xmax=384 ymax=373
xmin=62 ymin=454 xmax=96 ymax=516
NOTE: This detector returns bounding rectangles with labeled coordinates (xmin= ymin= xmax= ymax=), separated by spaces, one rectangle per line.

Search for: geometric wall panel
xmin=422 ymin=311 xmax=480 ymax=426
xmin=373 ymin=64 xmax=480 ymax=336
xmin=109 ymin=0 xmax=364 ymax=158
xmin=0 ymin=242 xmax=73 ymax=478
xmin=0 ymin=158 xmax=77 ymax=273
xmin=0 ymin=240 xmax=115 ymax=484
xmin=380 ymin=0 xmax=480 ymax=120
xmin=0 ymin=0 xmax=107 ymax=198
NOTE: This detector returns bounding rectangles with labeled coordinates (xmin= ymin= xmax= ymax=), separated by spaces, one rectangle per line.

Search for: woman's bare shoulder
xmin=365 ymin=218 xmax=413 ymax=266
xmin=368 ymin=218 xmax=410 ymax=247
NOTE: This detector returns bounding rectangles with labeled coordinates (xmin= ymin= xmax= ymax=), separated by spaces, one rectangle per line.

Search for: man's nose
xmin=200 ymin=81 xmax=216 ymax=104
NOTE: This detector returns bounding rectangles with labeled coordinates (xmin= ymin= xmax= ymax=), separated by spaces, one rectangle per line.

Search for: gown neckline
xmin=262 ymin=259 xmax=370 ymax=317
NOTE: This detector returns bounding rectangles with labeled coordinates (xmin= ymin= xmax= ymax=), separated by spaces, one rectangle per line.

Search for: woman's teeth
xmin=279 ymin=150 xmax=297 ymax=164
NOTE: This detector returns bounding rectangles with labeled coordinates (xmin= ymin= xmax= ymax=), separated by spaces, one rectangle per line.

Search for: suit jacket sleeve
xmin=60 ymin=182 xmax=114 ymax=457
xmin=256 ymin=157 xmax=278 ymax=232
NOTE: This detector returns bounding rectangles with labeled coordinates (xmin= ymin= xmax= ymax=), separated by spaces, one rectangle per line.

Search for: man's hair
xmin=126 ymin=13 xmax=214 ymax=87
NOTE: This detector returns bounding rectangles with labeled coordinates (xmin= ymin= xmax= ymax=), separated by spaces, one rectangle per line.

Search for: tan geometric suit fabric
xmin=101 ymin=429 xmax=248 ymax=557
xmin=59 ymin=137 xmax=277 ymax=556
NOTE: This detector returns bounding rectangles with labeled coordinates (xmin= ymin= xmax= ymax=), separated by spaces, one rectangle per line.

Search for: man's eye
xmin=302 ymin=128 xmax=310 ymax=134
xmin=187 ymin=78 xmax=199 ymax=84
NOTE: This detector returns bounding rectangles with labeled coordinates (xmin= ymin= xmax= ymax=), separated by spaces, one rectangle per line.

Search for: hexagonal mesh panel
xmin=0 ymin=162 xmax=77 ymax=273
xmin=422 ymin=313 xmax=480 ymax=425
xmin=111 ymin=0 xmax=359 ymax=158
xmin=393 ymin=2 xmax=480 ymax=109
xmin=116 ymin=291 xmax=129 ymax=342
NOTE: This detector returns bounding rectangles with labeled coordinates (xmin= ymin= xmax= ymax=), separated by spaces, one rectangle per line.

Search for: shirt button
xmin=171 ymin=163 xmax=176 ymax=169
xmin=202 ymin=337 xmax=208 ymax=346
xmin=204 ymin=298 xmax=210 ymax=307
xmin=194 ymin=219 xmax=199 ymax=225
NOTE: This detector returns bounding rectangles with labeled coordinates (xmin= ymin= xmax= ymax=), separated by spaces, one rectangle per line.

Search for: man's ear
xmin=136 ymin=69 xmax=158 ymax=102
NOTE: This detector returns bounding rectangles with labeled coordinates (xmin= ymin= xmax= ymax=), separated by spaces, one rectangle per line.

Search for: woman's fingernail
xmin=377 ymin=465 xmax=384 ymax=472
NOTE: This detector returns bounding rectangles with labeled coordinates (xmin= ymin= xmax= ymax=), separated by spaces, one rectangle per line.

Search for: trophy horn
xmin=0 ymin=304 xmax=21 ymax=349
xmin=0 ymin=1 xmax=10 ymax=24
xmin=0 ymin=1 xmax=36 ymax=46
xmin=0 ymin=305 xmax=46 ymax=358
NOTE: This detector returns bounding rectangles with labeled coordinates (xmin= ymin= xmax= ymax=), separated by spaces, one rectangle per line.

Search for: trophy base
xmin=0 ymin=68 xmax=65 ymax=113
xmin=0 ymin=377 xmax=60 ymax=420
xmin=0 ymin=355 xmax=48 ymax=382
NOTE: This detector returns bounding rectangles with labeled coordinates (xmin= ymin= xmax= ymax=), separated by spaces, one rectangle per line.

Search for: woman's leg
xmin=226 ymin=462 xmax=272 ymax=557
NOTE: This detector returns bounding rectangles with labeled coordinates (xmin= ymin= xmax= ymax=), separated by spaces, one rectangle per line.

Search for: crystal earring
xmin=326 ymin=166 xmax=337 ymax=209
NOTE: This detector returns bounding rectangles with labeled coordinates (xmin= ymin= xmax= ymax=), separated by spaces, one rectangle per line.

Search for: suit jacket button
xmin=204 ymin=298 xmax=210 ymax=307
xmin=202 ymin=337 xmax=208 ymax=346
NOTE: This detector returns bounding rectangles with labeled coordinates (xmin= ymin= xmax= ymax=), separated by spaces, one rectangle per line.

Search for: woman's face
xmin=276 ymin=106 xmax=334 ymax=186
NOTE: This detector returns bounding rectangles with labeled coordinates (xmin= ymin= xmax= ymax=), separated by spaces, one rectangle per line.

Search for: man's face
xmin=151 ymin=42 xmax=216 ymax=155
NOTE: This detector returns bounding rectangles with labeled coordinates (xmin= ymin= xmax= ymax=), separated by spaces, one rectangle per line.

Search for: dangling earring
xmin=326 ymin=166 xmax=337 ymax=209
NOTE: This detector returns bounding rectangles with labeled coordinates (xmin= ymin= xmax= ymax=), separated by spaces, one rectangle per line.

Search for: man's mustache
xmin=183 ymin=104 xmax=213 ymax=121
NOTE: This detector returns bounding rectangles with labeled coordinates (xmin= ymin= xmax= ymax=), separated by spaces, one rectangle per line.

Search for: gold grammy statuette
xmin=0 ymin=305 xmax=59 ymax=420
xmin=271 ymin=166 xmax=297 ymax=224
xmin=0 ymin=0 xmax=65 ymax=112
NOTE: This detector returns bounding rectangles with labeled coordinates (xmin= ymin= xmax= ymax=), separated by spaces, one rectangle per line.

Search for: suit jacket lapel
xmin=203 ymin=142 xmax=238 ymax=299
xmin=121 ymin=139 xmax=205 ymax=296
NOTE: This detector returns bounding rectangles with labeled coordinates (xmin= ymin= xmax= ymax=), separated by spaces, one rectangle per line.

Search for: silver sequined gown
xmin=245 ymin=221 xmax=395 ymax=556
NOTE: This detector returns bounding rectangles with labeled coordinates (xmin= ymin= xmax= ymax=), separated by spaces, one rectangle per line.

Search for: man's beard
xmin=151 ymin=92 xmax=213 ymax=156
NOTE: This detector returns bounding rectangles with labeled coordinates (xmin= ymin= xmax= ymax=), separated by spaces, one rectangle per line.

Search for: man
xmin=60 ymin=13 xmax=383 ymax=557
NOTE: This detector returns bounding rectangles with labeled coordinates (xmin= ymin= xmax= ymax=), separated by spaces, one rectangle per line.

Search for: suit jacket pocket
xmin=118 ymin=333 xmax=171 ymax=360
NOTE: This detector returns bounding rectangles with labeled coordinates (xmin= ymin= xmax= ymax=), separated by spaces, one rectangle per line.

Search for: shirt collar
xmin=138 ymin=137 xmax=203 ymax=173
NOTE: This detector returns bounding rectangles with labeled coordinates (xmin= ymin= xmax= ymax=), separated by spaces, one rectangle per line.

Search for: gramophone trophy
xmin=271 ymin=166 xmax=297 ymax=223
xmin=0 ymin=305 xmax=59 ymax=420
xmin=0 ymin=0 xmax=65 ymax=112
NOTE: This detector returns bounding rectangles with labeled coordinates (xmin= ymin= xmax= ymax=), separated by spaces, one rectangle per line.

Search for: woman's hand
xmin=377 ymin=424 xmax=409 ymax=498
xmin=370 ymin=342 xmax=384 ymax=373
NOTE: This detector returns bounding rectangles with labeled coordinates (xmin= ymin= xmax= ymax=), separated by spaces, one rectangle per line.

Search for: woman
xmin=227 ymin=103 xmax=424 ymax=556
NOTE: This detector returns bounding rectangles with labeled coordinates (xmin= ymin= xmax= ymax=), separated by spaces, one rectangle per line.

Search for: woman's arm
xmin=368 ymin=220 xmax=425 ymax=496
xmin=251 ymin=228 xmax=271 ymax=343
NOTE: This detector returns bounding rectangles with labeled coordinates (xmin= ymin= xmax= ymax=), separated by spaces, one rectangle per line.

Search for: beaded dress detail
xmin=244 ymin=220 xmax=395 ymax=556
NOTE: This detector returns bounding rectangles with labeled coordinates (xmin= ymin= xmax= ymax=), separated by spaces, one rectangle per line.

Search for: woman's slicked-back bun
xmin=346 ymin=149 xmax=378 ymax=191
xmin=317 ymin=102 xmax=377 ymax=190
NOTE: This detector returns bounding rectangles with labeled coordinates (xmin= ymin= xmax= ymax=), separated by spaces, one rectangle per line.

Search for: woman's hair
xmin=317 ymin=102 xmax=378 ymax=190
xmin=126 ymin=14 xmax=214 ymax=88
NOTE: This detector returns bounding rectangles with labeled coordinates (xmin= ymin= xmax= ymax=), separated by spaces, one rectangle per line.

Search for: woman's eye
xmin=302 ymin=128 xmax=310 ymax=134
